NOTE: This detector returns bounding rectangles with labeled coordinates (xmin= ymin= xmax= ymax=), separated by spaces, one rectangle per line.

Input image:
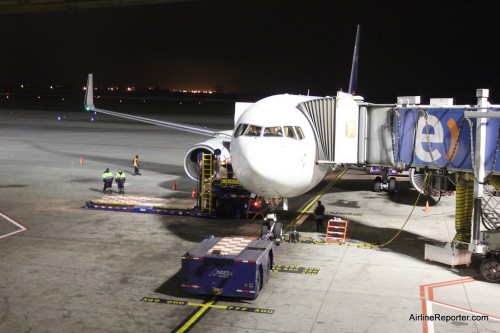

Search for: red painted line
xmin=430 ymin=299 xmax=500 ymax=321
xmin=428 ymin=278 xmax=476 ymax=301
xmin=419 ymin=277 xmax=498 ymax=333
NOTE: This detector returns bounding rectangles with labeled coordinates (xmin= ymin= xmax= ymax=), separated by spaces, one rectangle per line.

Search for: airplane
xmin=84 ymin=26 xmax=362 ymax=221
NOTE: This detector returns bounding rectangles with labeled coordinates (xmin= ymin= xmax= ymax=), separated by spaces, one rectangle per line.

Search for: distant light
xmin=90 ymin=117 xmax=94 ymax=122
xmin=57 ymin=116 xmax=61 ymax=121
xmin=50 ymin=85 xmax=53 ymax=90
xmin=61 ymin=98 xmax=65 ymax=101
xmin=37 ymin=96 xmax=41 ymax=99
xmin=85 ymin=107 xmax=90 ymax=111
xmin=83 ymin=86 xmax=87 ymax=91
xmin=93 ymin=111 xmax=97 ymax=115
xmin=20 ymin=84 xmax=24 ymax=88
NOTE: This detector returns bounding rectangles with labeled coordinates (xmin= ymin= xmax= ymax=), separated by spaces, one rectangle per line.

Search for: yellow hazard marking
xmin=272 ymin=264 xmax=320 ymax=275
xmin=141 ymin=296 xmax=275 ymax=315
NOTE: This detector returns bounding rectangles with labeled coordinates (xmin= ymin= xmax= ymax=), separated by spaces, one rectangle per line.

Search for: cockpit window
xmin=284 ymin=126 xmax=296 ymax=139
xmin=263 ymin=126 xmax=283 ymax=137
xmin=295 ymin=126 xmax=305 ymax=140
xmin=244 ymin=125 xmax=262 ymax=136
xmin=234 ymin=123 xmax=248 ymax=138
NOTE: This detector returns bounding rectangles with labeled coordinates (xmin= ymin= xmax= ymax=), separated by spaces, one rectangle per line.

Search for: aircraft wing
xmin=84 ymin=74 xmax=230 ymax=138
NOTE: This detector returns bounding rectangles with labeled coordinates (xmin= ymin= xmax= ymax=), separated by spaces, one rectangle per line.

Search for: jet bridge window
xmin=263 ymin=126 xmax=283 ymax=137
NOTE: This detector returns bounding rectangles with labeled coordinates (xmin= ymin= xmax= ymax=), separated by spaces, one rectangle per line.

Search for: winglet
xmin=84 ymin=73 xmax=94 ymax=111
xmin=348 ymin=25 xmax=360 ymax=95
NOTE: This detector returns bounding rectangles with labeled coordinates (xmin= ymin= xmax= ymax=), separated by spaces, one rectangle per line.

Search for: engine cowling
xmin=183 ymin=137 xmax=231 ymax=180
xmin=409 ymin=168 xmax=456 ymax=195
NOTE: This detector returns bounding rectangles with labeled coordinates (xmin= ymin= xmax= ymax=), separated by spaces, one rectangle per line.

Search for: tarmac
xmin=0 ymin=107 xmax=499 ymax=333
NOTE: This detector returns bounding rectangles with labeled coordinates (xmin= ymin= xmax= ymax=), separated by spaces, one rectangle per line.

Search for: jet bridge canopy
xmin=297 ymin=92 xmax=360 ymax=164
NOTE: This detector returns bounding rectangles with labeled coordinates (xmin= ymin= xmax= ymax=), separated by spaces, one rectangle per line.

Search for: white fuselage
xmin=231 ymin=94 xmax=332 ymax=198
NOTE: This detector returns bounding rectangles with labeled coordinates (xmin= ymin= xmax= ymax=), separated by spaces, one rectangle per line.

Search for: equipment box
xmin=424 ymin=243 xmax=472 ymax=267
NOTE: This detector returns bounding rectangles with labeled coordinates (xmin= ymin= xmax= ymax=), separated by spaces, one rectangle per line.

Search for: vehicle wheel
xmin=273 ymin=222 xmax=283 ymax=240
xmin=479 ymin=258 xmax=500 ymax=283
xmin=255 ymin=268 xmax=262 ymax=297
xmin=374 ymin=180 xmax=381 ymax=192
xmin=388 ymin=177 xmax=397 ymax=193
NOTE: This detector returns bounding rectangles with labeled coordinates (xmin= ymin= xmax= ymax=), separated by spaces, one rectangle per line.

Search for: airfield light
xmin=85 ymin=107 xmax=90 ymax=111
xmin=57 ymin=116 xmax=61 ymax=121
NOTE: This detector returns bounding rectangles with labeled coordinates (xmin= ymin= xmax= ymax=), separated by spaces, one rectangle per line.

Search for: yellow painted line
xmin=176 ymin=296 xmax=217 ymax=333
xmin=289 ymin=166 xmax=349 ymax=229
xmin=187 ymin=302 xmax=227 ymax=309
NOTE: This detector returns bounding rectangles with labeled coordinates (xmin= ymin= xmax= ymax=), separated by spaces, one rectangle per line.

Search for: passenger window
xmin=263 ymin=126 xmax=283 ymax=137
xmin=295 ymin=126 xmax=305 ymax=140
xmin=234 ymin=123 xmax=248 ymax=138
xmin=284 ymin=126 xmax=296 ymax=139
xmin=244 ymin=125 xmax=262 ymax=136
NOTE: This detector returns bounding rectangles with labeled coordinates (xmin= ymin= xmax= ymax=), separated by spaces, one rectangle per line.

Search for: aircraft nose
xmin=232 ymin=138 xmax=300 ymax=197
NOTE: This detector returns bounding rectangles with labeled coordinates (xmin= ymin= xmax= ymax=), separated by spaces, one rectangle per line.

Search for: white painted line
xmin=426 ymin=300 xmax=435 ymax=333
xmin=0 ymin=211 xmax=28 ymax=240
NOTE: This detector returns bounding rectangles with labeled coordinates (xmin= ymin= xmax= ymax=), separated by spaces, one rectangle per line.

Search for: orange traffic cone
xmin=191 ymin=188 xmax=197 ymax=198
xmin=424 ymin=200 xmax=430 ymax=212
xmin=80 ymin=156 xmax=84 ymax=165
xmin=172 ymin=181 xmax=177 ymax=190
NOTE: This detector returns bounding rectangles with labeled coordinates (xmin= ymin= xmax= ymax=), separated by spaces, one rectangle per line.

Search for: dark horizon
xmin=1 ymin=0 xmax=499 ymax=104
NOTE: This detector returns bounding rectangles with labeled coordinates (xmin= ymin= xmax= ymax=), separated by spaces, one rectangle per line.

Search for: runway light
xmin=90 ymin=117 xmax=95 ymax=122
xmin=57 ymin=116 xmax=61 ymax=121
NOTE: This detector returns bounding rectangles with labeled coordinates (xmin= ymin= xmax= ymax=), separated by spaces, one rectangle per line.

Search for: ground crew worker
xmin=133 ymin=155 xmax=141 ymax=175
xmin=314 ymin=200 xmax=325 ymax=232
xmin=102 ymin=168 xmax=114 ymax=194
xmin=115 ymin=169 xmax=126 ymax=194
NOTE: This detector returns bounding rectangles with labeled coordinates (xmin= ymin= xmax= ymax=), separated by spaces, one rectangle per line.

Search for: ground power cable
xmin=297 ymin=173 xmax=431 ymax=249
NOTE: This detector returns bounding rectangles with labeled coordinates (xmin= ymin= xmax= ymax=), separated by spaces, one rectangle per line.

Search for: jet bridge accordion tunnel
xmin=298 ymin=91 xmax=500 ymax=242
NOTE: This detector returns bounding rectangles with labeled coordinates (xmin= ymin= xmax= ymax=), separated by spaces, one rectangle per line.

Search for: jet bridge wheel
xmin=374 ymin=176 xmax=382 ymax=192
xmin=388 ymin=177 xmax=397 ymax=193
xmin=479 ymin=255 xmax=500 ymax=283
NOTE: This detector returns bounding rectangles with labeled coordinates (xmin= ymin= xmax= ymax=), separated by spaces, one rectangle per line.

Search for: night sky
xmin=0 ymin=0 xmax=499 ymax=104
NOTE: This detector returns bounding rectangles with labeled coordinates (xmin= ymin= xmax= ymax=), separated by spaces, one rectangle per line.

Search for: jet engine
xmin=183 ymin=137 xmax=231 ymax=180
xmin=409 ymin=168 xmax=456 ymax=195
